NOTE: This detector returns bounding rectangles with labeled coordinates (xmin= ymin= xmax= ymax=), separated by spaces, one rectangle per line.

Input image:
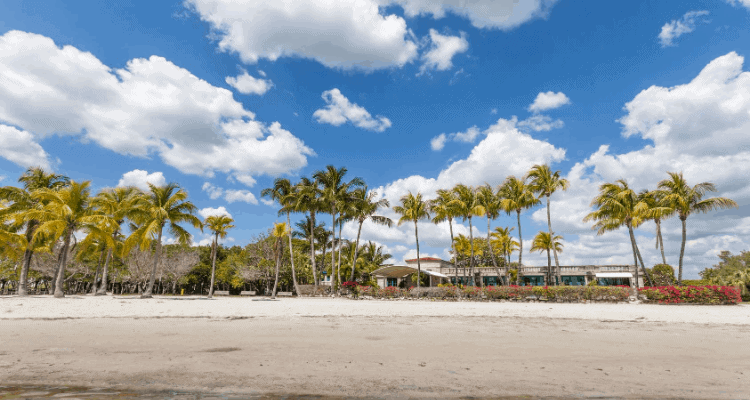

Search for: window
xmin=387 ymin=278 xmax=397 ymax=287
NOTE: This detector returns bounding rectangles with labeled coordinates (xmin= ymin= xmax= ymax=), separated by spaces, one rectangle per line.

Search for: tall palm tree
xmin=26 ymin=181 xmax=111 ymax=298
xmin=584 ymin=179 xmax=656 ymax=288
xmin=125 ymin=183 xmax=202 ymax=298
xmin=477 ymin=184 xmax=503 ymax=285
xmin=638 ymin=189 xmax=674 ymax=265
xmin=90 ymin=186 xmax=144 ymax=295
xmin=270 ymin=222 xmax=290 ymax=298
xmin=393 ymin=191 xmax=430 ymax=289
xmin=262 ymin=178 xmax=301 ymax=296
xmin=293 ymin=177 xmax=323 ymax=288
xmin=527 ymin=165 xmax=569 ymax=285
xmin=313 ymin=165 xmax=364 ymax=293
xmin=428 ymin=189 xmax=460 ymax=284
xmin=0 ymin=167 xmax=69 ymax=296
xmin=499 ymin=176 xmax=540 ymax=278
xmin=348 ymin=187 xmax=392 ymax=282
xmin=491 ymin=226 xmax=519 ymax=274
xmin=204 ymin=215 xmax=235 ymax=298
xmin=530 ymin=231 xmax=563 ymax=286
xmin=359 ymin=241 xmax=393 ymax=276
xmin=451 ymin=184 xmax=484 ymax=286
xmin=657 ymin=172 xmax=738 ymax=285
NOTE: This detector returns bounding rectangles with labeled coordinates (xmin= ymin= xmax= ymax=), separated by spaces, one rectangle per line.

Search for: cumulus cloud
xmin=0 ymin=31 xmax=314 ymax=183
xmin=658 ymin=10 xmax=710 ymax=47
xmin=725 ymin=0 xmax=750 ymax=9
xmin=517 ymin=114 xmax=564 ymax=132
xmin=117 ymin=170 xmax=166 ymax=191
xmin=0 ymin=125 xmax=51 ymax=169
xmin=185 ymin=0 xmax=419 ymax=71
xmin=430 ymin=133 xmax=447 ymax=151
xmin=198 ymin=206 xmax=232 ymax=219
xmin=202 ymin=182 xmax=258 ymax=204
xmin=429 ymin=126 xmax=482 ymax=151
xmin=419 ymin=29 xmax=468 ymax=75
xmin=313 ymin=88 xmax=392 ymax=132
xmin=225 ymin=70 xmax=273 ymax=95
xmin=202 ymin=182 xmax=224 ymax=200
xmin=528 ymin=91 xmax=571 ymax=112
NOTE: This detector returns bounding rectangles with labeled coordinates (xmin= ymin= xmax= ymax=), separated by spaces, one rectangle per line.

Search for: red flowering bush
xmin=341 ymin=281 xmax=358 ymax=289
xmin=374 ymin=286 xmax=404 ymax=299
xmin=639 ymin=285 xmax=741 ymax=304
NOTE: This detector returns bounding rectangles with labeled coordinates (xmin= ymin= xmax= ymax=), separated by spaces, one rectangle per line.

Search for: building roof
xmin=405 ymin=257 xmax=446 ymax=262
xmin=371 ymin=265 xmax=449 ymax=279
xmin=595 ymin=272 xmax=633 ymax=278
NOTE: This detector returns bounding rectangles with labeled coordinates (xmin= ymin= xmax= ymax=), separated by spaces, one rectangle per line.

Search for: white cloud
xmin=528 ymin=91 xmax=571 ymax=112
xmin=419 ymin=29 xmax=468 ymax=74
xmin=198 ymin=206 xmax=232 ymax=219
xmin=658 ymin=10 xmax=710 ymax=47
xmin=430 ymin=133 xmax=447 ymax=151
xmin=725 ymin=0 xmax=750 ymax=9
xmin=313 ymin=88 xmax=392 ymax=132
xmin=517 ymin=114 xmax=564 ymax=132
xmin=0 ymin=125 xmax=51 ymax=169
xmin=224 ymin=189 xmax=258 ymax=204
xmin=261 ymin=198 xmax=275 ymax=207
xmin=117 ymin=169 xmax=166 ymax=191
xmin=0 ymin=31 xmax=314 ymax=184
xmin=185 ymin=0 xmax=418 ymax=71
xmin=386 ymin=0 xmax=560 ymax=30
xmin=225 ymin=70 xmax=273 ymax=95
xmin=429 ymin=126 xmax=482 ymax=151
xmin=202 ymin=182 xmax=224 ymax=200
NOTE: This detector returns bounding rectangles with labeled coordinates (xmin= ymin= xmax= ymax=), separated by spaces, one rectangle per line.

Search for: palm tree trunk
xmin=272 ymin=239 xmax=281 ymax=298
xmin=91 ymin=249 xmax=105 ymax=294
xmin=678 ymin=217 xmax=687 ymax=286
xmin=546 ymin=195 xmax=561 ymax=285
xmin=449 ymin=218 xmax=457 ymax=285
xmin=96 ymin=247 xmax=113 ymax=295
xmin=337 ymin=220 xmax=343 ymax=287
xmin=633 ymin=240 xmax=651 ymax=287
xmin=288 ymin=213 xmax=300 ymax=296
xmin=626 ymin=222 xmax=650 ymax=288
xmin=414 ymin=221 xmax=421 ymax=290
xmin=350 ymin=221 xmax=364 ymax=282
xmin=17 ymin=248 xmax=33 ymax=296
xmin=142 ymin=226 xmax=163 ymax=298
xmin=656 ymin=219 xmax=667 ymax=265
xmin=487 ymin=217 xmax=501 ymax=287
xmin=546 ymin=249 xmax=551 ymax=286
xmin=331 ymin=205 xmax=337 ymax=294
xmin=208 ymin=233 xmax=218 ymax=298
xmin=468 ymin=217 xmax=475 ymax=286
xmin=310 ymin=212 xmax=318 ymax=288
xmin=54 ymin=231 xmax=73 ymax=298
xmin=516 ymin=210 xmax=522 ymax=285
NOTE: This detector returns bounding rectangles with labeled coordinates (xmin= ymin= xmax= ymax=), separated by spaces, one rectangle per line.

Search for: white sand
xmin=2 ymin=295 xmax=749 ymax=325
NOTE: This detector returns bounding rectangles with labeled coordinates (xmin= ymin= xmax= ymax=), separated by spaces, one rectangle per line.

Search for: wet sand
xmin=1 ymin=296 xmax=748 ymax=399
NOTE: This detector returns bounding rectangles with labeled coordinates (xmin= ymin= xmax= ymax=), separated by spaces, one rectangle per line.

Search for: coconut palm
xmin=348 ymin=187 xmax=392 ymax=282
xmin=90 ymin=186 xmax=144 ymax=295
xmin=657 ymin=172 xmax=738 ymax=285
xmin=359 ymin=241 xmax=393 ymax=275
xmin=428 ymin=189 xmax=460 ymax=284
xmin=313 ymin=165 xmax=364 ymax=293
xmin=204 ymin=215 xmax=235 ymax=298
xmin=451 ymin=184 xmax=484 ymax=286
xmin=527 ymin=165 xmax=569 ymax=285
xmin=0 ymin=167 xmax=69 ymax=296
xmin=638 ymin=189 xmax=675 ymax=265
xmin=393 ymin=191 xmax=430 ymax=289
xmin=293 ymin=177 xmax=324 ymax=288
xmin=270 ymin=222 xmax=290 ymax=298
xmin=125 ymin=183 xmax=202 ymax=298
xmin=530 ymin=231 xmax=563 ymax=286
xmin=491 ymin=226 xmax=519 ymax=279
xmin=499 ymin=176 xmax=540 ymax=276
xmin=584 ymin=179 xmax=657 ymax=288
xmin=262 ymin=178 xmax=301 ymax=296
xmin=477 ymin=184 xmax=503 ymax=285
xmin=26 ymin=181 xmax=112 ymax=298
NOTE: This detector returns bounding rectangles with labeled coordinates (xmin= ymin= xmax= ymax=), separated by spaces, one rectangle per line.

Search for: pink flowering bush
xmin=639 ymin=285 xmax=741 ymax=304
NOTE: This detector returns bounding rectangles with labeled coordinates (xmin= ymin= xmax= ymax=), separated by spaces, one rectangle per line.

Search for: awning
xmin=371 ymin=265 xmax=449 ymax=279
xmin=596 ymin=272 xmax=633 ymax=278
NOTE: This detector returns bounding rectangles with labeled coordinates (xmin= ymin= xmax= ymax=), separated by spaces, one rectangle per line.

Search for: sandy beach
xmin=1 ymin=295 xmax=749 ymax=399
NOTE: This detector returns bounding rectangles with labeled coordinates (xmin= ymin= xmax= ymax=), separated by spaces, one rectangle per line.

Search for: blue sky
xmin=1 ymin=0 xmax=749 ymax=277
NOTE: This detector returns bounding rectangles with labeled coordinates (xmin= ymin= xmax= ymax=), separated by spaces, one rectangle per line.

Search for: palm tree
xmin=90 ymin=186 xmax=144 ymax=295
xmin=499 ymin=176 xmax=540 ymax=280
xmin=451 ymin=184 xmax=484 ymax=286
xmin=204 ymin=215 xmax=235 ymax=298
xmin=348 ymin=186 xmax=392 ymax=282
xmin=657 ymin=172 xmax=738 ymax=285
xmin=125 ymin=183 xmax=202 ymax=298
xmin=527 ymin=165 xmax=569 ymax=285
xmin=428 ymin=189 xmax=460 ymax=284
xmin=477 ymin=184 xmax=503 ymax=285
xmin=26 ymin=181 xmax=111 ymax=298
xmin=293 ymin=177 xmax=323 ymax=288
xmin=359 ymin=241 xmax=392 ymax=276
xmin=262 ymin=178 xmax=301 ymax=296
xmin=313 ymin=165 xmax=364 ymax=293
xmin=270 ymin=222 xmax=290 ymax=298
xmin=530 ymin=231 xmax=563 ymax=286
xmin=0 ymin=167 xmax=69 ymax=296
xmin=584 ymin=179 xmax=656 ymax=288
xmin=638 ymin=189 xmax=674 ymax=265
xmin=491 ymin=226 xmax=519 ymax=276
xmin=393 ymin=191 xmax=430 ymax=289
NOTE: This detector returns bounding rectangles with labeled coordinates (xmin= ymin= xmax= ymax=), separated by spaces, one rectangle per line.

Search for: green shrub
xmin=645 ymin=264 xmax=676 ymax=286
xmin=639 ymin=285 xmax=741 ymax=304
xmin=680 ymin=279 xmax=709 ymax=286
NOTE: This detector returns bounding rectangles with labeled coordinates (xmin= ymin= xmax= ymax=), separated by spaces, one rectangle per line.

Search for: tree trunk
xmin=350 ymin=220 xmax=364 ymax=282
xmin=546 ymin=248 xmax=551 ymax=286
xmin=516 ymin=210 xmax=523 ymax=285
xmin=414 ymin=221 xmax=421 ymax=290
xmin=656 ymin=219 xmax=667 ymax=265
xmin=337 ymin=219 xmax=343 ymax=288
xmin=487 ymin=216 xmax=501 ymax=287
xmin=96 ymin=247 xmax=113 ymax=296
xmin=678 ymin=217 xmax=687 ymax=286
xmin=142 ymin=226 xmax=163 ymax=298
xmin=54 ymin=230 xmax=73 ymax=298
xmin=310 ymin=212 xmax=318 ymax=288
xmin=546 ymin=195 xmax=561 ymax=285
xmin=288 ymin=213 xmax=300 ymax=296
xmin=449 ymin=218 xmax=457 ymax=285
xmin=271 ymin=239 xmax=281 ymax=298
xmin=91 ymin=249 xmax=105 ymax=294
xmin=17 ymin=248 xmax=33 ymax=297
xmin=208 ymin=232 xmax=218 ymax=298
xmin=627 ymin=222 xmax=650 ymax=288
xmin=468 ymin=217 xmax=475 ymax=286
xmin=331 ymin=205 xmax=337 ymax=294
xmin=633 ymin=240 xmax=651 ymax=287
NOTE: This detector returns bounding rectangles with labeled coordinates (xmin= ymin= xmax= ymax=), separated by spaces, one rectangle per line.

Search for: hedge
xmin=638 ymin=285 xmax=741 ymax=304
xmin=345 ymin=284 xmax=631 ymax=302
